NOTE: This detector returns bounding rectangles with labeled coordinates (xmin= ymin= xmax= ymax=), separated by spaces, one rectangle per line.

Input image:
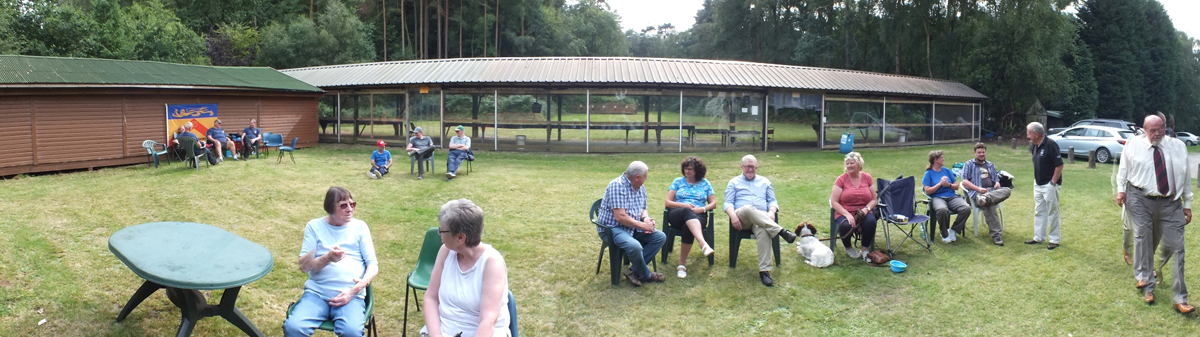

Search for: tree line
xmin=1 ymin=0 xmax=1197 ymax=133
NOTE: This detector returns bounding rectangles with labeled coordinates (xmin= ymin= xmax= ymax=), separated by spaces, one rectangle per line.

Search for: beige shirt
xmin=1116 ymin=134 xmax=1193 ymax=208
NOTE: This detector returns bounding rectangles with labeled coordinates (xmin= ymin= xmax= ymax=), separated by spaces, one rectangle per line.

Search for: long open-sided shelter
xmin=283 ymin=57 xmax=986 ymax=153
xmin=0 ymin=56 xmax=324 ymax=176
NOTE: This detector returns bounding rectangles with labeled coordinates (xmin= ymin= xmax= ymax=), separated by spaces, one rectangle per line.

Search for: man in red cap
xmin=369 ymin=140 xmax=392 ymax=179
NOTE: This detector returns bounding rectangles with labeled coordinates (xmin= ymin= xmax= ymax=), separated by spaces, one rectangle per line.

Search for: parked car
xmin=1049 ymin=118 xmax=1139 ymax=135
xmin=1177 ymin=132 xmax=1199 ymax=146
xmin=1047 ymin=125 xmax=1134 ymax=164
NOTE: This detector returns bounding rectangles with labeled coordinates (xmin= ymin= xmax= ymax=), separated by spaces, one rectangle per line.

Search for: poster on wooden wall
xmin=166 ymin=104 xmax=219 ymax=142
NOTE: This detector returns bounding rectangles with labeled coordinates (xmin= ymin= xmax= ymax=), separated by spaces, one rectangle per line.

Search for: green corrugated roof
xmin=0 ymin=55 xmax=323 ymax=93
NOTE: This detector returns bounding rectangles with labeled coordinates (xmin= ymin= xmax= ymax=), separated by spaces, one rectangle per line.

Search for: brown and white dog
xmin=794 ymin=222 xmax=834 ymax=267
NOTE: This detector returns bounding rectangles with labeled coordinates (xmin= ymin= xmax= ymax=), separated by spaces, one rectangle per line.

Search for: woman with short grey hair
xmin=422 ymin=199 xmax=511 ymax=337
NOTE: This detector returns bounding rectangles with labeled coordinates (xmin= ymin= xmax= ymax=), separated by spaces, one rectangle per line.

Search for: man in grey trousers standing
xmin=1025 ymin=122 xmax=1064 ymax=250
xmin=1116 ymin=114 xmax=1194 ymax=314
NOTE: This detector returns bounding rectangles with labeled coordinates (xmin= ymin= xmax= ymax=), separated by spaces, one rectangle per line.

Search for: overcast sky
xmin=593 ymin=0 xmax=1200 ymax=39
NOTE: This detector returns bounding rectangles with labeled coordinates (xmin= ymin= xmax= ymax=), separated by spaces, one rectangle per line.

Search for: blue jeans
xmin=447 ymin=149 xmax=469 ymax=174
xmin=370 ymin=166 xmax=389 ymax=176
xmin=605 ymin=227 xmax=665 ymax=280
xmin=283 ymin=291 xmax=366 ymax=337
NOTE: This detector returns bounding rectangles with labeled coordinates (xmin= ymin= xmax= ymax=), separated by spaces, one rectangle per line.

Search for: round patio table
xmin=109 ymin=222 xmax=273 ymax=337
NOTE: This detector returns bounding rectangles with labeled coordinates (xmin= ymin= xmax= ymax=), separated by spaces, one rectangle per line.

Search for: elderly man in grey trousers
xmin=1116 ymin=114 xmax=1194 ymax=314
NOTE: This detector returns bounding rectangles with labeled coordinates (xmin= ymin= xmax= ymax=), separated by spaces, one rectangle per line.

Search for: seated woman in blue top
xmin=664 ymin=156 xmax=716 ymax=279
xmin=922 ymin=150 xmax=971 ymax=244
xmin=283 ymin=186 xmax=379 ymax=337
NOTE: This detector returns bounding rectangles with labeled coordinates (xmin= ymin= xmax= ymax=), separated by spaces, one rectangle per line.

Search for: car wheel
xmin=1096 ymin=147 xmax=1112 ymax=164
xmin=1188 ymin=140 xmax=1195 ymax=146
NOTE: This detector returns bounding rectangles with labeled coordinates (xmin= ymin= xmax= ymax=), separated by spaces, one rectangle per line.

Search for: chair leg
xmin=288 ymin=150 xmax=295 ymax=164
xmin=595 ymin=242 xmax=607 ymax=275
xmin=402 ymin=285 xmax=410 ymax=337
xmin=728 ymin=228 xmax=740 ymax=269
xmin=660 ymin=228 xmax=675 ymax=264
xmin=609 ymin=244 xmax=622 ymax=286
xmin=772 ymin=236 xmax=781 ymax=267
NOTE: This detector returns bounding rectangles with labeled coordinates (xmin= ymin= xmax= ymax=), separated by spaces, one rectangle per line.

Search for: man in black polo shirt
xmin=1025 ymin=122 xmax=1063 ymax=250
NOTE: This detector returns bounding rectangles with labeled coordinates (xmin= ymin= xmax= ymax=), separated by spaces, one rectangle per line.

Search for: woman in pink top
xmin=829 ymin=152 xmax=877 ymax=262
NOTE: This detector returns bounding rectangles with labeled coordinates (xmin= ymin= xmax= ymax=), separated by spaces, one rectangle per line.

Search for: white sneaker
xmin=948 ymin=229 xmax=958 ymax=242
xmin=677 ymin=265 xmax=687 ymax=279
xmin=942 ymin=230 xmax=954 ymax=243
xmin=702 ymin=245 xmax=715 ymax=257
xmin=846 ymin=247 xmax=861 ymax=259
xmin=976 ymin=195 xmax=987 ymax=207
xmin=368 ymin=172 xmax=378 ymax=179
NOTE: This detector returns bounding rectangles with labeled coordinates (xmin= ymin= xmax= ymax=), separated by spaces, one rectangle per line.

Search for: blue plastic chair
xmin=263 ymin=132 xmax=283 ymax=156
xmin=277 ymin=137 xmax=297 ymax=164
xmin=507 ymin=290 xmax=518 ymax=337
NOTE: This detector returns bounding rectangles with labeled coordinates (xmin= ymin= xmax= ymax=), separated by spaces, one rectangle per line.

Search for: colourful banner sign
xmin=167 ymin=104 xmax=218 ymax=142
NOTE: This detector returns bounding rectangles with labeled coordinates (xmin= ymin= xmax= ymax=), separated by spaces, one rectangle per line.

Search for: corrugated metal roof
xmin=281 ymin=57 xmax=985 ymax=100
xmin=0 ymin=55 xmax=324 ymax=93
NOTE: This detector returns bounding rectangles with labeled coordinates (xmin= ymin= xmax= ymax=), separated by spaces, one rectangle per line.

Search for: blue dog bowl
xmin=890 ymin=260 xmax=907 ymax=273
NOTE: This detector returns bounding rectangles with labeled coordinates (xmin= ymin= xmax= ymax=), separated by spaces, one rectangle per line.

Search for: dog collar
xmin=800 ymin=233 xmax=814 ymax=238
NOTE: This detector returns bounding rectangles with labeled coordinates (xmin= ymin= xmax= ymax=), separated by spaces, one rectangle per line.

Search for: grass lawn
xmin=2 ymin=142 xmax=1198 ymax=336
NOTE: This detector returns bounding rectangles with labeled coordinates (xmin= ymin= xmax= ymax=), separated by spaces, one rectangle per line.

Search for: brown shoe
xmin=1124 ymin=251 xmax=1132 ymax=265
xmin=1175 ymin=303 xmax=1195 ymax=314
xmin=623 ymin=268 xmax=642 ymax=287
xmin=1137 ymin=280 xmax=1150 ymax=289
xmin=646 ymin=272 xmax=666 ymax=283
xmin=1144 ymin=292 xmax=1155 ymax=304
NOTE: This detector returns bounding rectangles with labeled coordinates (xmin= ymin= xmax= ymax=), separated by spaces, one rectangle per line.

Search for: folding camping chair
xmin=878 ymin=176 xmax=931 ymax=257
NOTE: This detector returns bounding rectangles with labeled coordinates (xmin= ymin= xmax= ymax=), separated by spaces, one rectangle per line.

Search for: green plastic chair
xmin=177 ymin=137 xmax=208 ymax=170
xmin=141 ymin=140 xmax=170 ymax=168
xmin=659 ymin=208 xmax=714 ymax=266
xmin=590 ymin=199 xmax=656 ymax=286
xmin=403 ymin=227 xmax=443 ymax=337
xmin=285 ymin=284 xmax=377 ymax=337
xmin=728 ymin=211 xmax=781 ymax=269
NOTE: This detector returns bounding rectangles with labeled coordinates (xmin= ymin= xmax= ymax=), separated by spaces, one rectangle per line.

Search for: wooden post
xmin=1068 ymin=147 xmax=1074 ymax=164
xmin=1012 ymin=138 xmax=1017 ymax=150
xmin=1088 ymin=150 xmax=1096 ymax=169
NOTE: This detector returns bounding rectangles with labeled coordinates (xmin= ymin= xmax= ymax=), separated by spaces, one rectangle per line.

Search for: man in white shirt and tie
xmin=1116 ymin=114 xmax=1194 ymax=314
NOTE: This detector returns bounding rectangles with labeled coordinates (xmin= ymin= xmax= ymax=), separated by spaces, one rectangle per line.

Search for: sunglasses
xmin=338 ymin=201 xmax=357 ymax=210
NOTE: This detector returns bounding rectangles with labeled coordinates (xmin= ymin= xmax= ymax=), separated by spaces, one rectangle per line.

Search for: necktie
xmin=1153 ymin=145 xmax=1169 ymax=195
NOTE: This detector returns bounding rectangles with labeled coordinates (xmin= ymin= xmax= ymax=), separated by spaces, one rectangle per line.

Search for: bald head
xmin=1144 ymin=114 xmax=1165 ymax=144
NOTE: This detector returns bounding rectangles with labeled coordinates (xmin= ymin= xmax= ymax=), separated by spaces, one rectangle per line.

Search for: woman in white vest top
xmin=422 ymin=199 xmax=510 ymax=337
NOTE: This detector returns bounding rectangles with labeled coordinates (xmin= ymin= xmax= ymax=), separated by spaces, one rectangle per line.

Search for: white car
xmin=1176 ymin=132 xmax=1199 ymax=146
xmin=1048 ymin=125 xmax=1134 ymax=164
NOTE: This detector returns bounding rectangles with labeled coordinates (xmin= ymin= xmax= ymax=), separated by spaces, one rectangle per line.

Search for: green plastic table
xmin=109 ymin=222 xmax=274 ymax=337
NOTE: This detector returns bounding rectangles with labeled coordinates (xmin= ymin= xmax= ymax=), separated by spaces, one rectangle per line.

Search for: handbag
xmin=866 ymin=251 xmax=891 ymax=266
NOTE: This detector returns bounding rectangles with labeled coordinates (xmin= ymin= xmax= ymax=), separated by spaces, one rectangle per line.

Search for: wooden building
xmin=0 ymin=56 xmax=324 ymax=176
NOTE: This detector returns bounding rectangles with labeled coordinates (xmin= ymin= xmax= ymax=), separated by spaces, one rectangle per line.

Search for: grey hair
xmin=1027 ymin=122 xmax=1045 ymax=136
xmin=741 ymin=154 xmax=758 ymax=166
xmin=184 ymin=121 xmax=193 ymax=129
xmin=844 ymin=152 xmax=864 ymax=172
xmin=438 ymin=199 xmax=485 ymax=247
xmin=624 ymin=161 xmax=648 ymax=178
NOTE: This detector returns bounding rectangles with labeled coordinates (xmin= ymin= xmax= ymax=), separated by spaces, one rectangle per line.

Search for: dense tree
xmin=257 ymin=0 xmax=374 ymax=69
xmin=206 ymin=23 xmax=261 ymax=66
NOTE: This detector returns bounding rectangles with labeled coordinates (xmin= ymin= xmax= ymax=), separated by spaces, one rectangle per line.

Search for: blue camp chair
xmin=878 ymin=176 xmax=931 ymax=257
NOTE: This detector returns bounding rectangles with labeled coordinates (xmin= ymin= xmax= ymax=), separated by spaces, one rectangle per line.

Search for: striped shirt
xmin=596 ymin=174 xmax=646 ymax=234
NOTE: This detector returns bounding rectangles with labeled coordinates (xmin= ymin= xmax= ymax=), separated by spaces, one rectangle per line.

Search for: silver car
xmin=1176 ymin=132 xmax=1199 ymax=146
xmin=1048 ymin=125 xmax=1134 ymax=164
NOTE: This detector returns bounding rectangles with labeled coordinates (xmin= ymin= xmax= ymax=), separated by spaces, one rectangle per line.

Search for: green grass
xmin=1 ymin=143 xmax=1197 ymax=336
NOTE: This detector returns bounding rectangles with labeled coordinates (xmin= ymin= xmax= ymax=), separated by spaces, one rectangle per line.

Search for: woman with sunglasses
xmin=283 ymin=187 xmax=379 ymax=337
xmin=422 ymin=199 xmax=510 ymax=337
